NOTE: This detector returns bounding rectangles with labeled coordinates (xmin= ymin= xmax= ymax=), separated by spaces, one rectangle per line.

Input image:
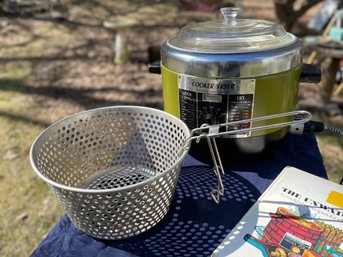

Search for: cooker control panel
xmin=178 ymin=75 xmax=255 ymax=138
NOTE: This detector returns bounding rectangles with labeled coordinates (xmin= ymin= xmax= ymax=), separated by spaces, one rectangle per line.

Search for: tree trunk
xmin=274 ymin=0 xmax=323 ymax=32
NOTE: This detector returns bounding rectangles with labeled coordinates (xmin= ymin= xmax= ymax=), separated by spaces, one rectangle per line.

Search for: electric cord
xmin=289 ymin=120 xmax=343 ymax=185
xmin=303 ymin=121 xmax=343 ymax=136
xmin=289 ymin=120 xmax=343 ymax=136
xmin=303 ymin=120 xmax=325 ymax=133
xmin=323 ymin=123 xmax=343 ymax=136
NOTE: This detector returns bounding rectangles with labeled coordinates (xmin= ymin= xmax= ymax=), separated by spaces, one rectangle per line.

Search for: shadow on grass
xmin=0 ymin=37 xmax=112 ymax=63
xmin=0 ymin=8 xmax=171 ymax=128
xmin=0 ymin=30 xmax=163 ymax=127
xmin=0 ymin=110 xmax=50 ymax=127
xmin=0 ymin=78 xmax=162 ymax=107
xmin=0 ymin=76 xmax=163 ymax=128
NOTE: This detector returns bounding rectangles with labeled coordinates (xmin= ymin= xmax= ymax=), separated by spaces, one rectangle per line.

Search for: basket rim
xmin=29 ymin=105 xmax=191 ymax=193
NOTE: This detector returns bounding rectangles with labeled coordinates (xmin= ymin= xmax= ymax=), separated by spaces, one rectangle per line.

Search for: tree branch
xmin=289 ymin=0 xmax=323 ymax=23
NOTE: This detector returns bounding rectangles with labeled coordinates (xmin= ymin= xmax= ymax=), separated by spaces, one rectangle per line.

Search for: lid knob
xmin=220 ymin=7 xmax=240 ymax=24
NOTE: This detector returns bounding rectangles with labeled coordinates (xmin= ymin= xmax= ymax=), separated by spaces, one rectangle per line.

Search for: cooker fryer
xmin=150 ymin=7 xmax=321 ymax=160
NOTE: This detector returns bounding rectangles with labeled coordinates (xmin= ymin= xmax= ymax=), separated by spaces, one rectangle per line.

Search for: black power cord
xmin=290 ymin=120 xmax=343 ymax=185
xmin=303 ymin=120 xmax=325 ymax=133
xmin=290 ymin=120 xmax=343 ymax=135
xmin=307 ymin=121 xmax=343 ymax=185
xmin=304 ymin=121 xmax=343 ymax=136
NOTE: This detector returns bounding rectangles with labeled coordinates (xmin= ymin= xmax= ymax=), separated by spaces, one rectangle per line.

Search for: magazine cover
xmin=212 ymin=166 xmax=343 ymax=257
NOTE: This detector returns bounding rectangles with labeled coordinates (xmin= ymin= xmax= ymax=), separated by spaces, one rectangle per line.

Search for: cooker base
xmin=188 ymin=129 xmax=288 ymax=165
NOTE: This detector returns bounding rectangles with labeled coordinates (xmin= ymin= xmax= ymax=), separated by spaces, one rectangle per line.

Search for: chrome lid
xmin=162 ymin=7 xmax=303 ymax=78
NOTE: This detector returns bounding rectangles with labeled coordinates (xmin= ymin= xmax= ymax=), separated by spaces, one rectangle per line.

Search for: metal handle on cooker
xmin=181 ymin=110 xmax=312 ymax=204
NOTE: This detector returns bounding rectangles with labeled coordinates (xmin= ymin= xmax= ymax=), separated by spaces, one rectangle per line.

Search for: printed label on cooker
xmin=178 ymin=75 xmax=256 ymax=138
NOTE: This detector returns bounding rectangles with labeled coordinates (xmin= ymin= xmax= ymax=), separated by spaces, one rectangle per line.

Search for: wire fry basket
xmin=30 ymin=105 xmax=311 ymax=240
xmin=30 ymin=106 xmax=190 ymax=240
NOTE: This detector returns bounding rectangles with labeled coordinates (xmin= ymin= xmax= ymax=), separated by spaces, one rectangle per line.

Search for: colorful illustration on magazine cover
xmin=244 ymin=207 xmax=343 ymax=257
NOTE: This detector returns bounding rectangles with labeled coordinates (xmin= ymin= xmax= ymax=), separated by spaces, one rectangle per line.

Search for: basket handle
xmin=190 ymin=110 xmax=312 ymax=138
xmin=181 ymin=110 xmax=312 ymax=204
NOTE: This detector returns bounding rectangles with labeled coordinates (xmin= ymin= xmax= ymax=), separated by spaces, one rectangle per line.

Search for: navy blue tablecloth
xmin=31 ymin=132 xmax=327 ymax=257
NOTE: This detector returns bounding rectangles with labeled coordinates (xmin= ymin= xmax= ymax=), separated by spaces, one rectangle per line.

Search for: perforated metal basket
xmin=30 ymin=106 xmax=190 ymax=240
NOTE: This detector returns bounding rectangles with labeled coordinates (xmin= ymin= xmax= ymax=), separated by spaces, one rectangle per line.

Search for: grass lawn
xmin=0 ymin=65 xmax=64 ymax=256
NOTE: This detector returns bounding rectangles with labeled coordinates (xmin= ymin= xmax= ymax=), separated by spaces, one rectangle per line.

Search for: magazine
xmin=212 ymin=166 xmax=343 ymax=257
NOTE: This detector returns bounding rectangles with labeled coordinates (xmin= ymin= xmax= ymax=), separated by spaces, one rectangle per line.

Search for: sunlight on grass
xmin=0 ymin=82 xmax=63 ymax=257
xmin=0 ymin=62 xmax=32 ymax=79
